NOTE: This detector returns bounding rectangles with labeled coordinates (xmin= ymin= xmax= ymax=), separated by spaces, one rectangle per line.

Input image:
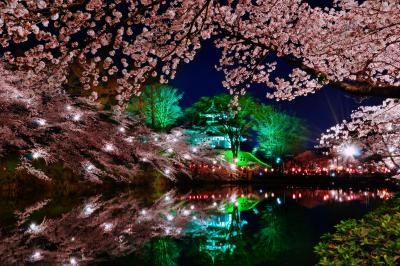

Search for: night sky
xmin=171 ymin=41 xmax=383 ymax=148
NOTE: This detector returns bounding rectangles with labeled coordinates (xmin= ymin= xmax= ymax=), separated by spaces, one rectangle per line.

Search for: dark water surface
xmin=0 ymin=184 xmax=396 ymax=266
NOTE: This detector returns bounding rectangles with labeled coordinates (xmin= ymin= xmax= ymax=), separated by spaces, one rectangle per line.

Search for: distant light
xmin=341 ymin=144 xmax=360 ymax=158
xmin=85 ymin=164 xmax=94 ymax=172
xmin=190 ymin=205 xmax=195 ymax=210
xmin=32 ymin=152 xmax=41 ymax=159
xmin=276 ymin=198 xmax=282 ymax=205
xmin=66 ymin=105 xmax=72 ymax=111
xmin=192 ymin=216 xmax=197 ymax=220
xmin=31 ymin=251 xmax=42 ymax=262
xmin=141 ymin=209 xmax=147 ymax=215
xmin=83 ymin=204 xmax=95 ymax=217
xmin=165 ymin=196 xmax=170 ymax=201
xmin=213 ymin=202 xmax=217 ymax=207
xmin=102 ymin=223 xmax=113 ymax=232
xmin=182 ymin=209 xmax=190 ymax=216
xmin=35 ymin=118 xmax=46 ymax=126
xmin=230 ymin=195 xmax=237 ymax=203
xmin=72 ymin=114 xmax=81 ymax=121
xmin=69 ymin=257 xmax=77 ymax=266
xmin=165 ymin=169 xmax=171 ymax=175
xmin=104 ymin=143 xmax=114 ymax=152
xmin=125 ymin=137 xmax=134 ymax=143
xmin=28 ymin=222 xmax=42 ymax=234
xmin=192 ymin=147 xmax=198 ymax=153
xmin=118 ymin=127 xmax=125 ymax=133
xmin=276 ymin=157 xmax=282 ymax=164
xmin=213 ymin=160 xmax=217 ymax=164
xmin=167 ymin=148 xmax=173 ymax=153
xmin=166 ymin=214 xmax=174 ymax=221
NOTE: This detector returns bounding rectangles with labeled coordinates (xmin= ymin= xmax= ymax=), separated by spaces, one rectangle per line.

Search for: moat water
xmin=0 ymin=184 xmax=396 ymax=265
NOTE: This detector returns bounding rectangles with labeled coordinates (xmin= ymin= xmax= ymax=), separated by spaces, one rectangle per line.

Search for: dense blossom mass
xmin=319 ymin=99 xmax=400 ymax=177
xmin=1 ymin=0 xmax=400 ymax=180
xmin=0 ymin=63 xmax=222 ymax=182
xmin=1 ymin=0 xmax=400 ymax=104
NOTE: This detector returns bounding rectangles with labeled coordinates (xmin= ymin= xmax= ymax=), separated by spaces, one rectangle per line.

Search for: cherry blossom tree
xmin=0 ymin=62 xmax=224 ymax=182
xmin=319 ymin=99 xmax=400 ymax=176
xmin=1 ymin=0 xmax=399 ymax=103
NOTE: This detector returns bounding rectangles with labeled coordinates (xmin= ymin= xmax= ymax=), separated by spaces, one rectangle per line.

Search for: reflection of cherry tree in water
xmin=0 ymin=190 xmax=191 ymax=265
xmin=254 ymin=212 xmax=289 ymax=256
xmin=142 ymin=238 xmax=181 ymax=266
xmin=0 ymin=188 xmax=389 ymax=265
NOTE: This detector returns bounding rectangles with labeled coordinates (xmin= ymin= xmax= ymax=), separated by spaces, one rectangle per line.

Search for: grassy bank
xmin=315 ymin=193 xmax=400 ymax=265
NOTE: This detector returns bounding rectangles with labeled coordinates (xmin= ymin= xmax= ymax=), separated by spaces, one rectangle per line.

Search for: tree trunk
xmin=150 ymin=85 xmax=155 ymax=129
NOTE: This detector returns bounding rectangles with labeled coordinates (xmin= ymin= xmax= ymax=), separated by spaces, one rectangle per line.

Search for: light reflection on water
xmin=0 ymin=186 xmax=395 ymax=265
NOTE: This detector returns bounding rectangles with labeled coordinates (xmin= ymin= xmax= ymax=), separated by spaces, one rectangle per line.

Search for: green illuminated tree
xmin=128 ymin=84 xmax=183 ymax=130
xmin=186 ymin=94 xmax=258 ymax=161
xmin=252 ymin=106 xmax=308 ymax=157
xmin=142 ymin=238 xmax=181 ymax=266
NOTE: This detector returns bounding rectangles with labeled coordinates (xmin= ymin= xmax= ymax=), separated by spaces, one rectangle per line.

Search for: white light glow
xmin=28 ymin=222 xmax=43 ymax=234
xmin=102 ymin=223 xmax=113 ymax=232
xmin=72 ymin=114 xmax=81 ymax=121
xmin=83 ymin=204 xmax=95 ymax=217
xmin=104 ymin=143 xmax=114 ymax=152
xmin=32 ymin=152 xmax=41 ymax=159
xmin=341 ymin=144 xmax=360 ymax=158
xmin=35 ymin=118 xmax=46 ymax=126
xmin=31 ymin=251 xmax=42 ymax=262
xmin=69 ymin=257 xmax=77 ymax=265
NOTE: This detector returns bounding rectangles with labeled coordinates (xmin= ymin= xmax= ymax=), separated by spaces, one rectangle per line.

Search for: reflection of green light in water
xmin=224 ymin=196 xmax=261 ymax=213
xmin=197 ymin=205 xmax=245 ymax=264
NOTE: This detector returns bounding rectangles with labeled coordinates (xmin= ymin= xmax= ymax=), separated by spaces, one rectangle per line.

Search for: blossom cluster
xmin=0 ymin=62 xmax=219 ymax=182
xmin=319 ymin=99 xmax=400 ymax=174
xmin=1 ymin=0 xmax=399 ymax=102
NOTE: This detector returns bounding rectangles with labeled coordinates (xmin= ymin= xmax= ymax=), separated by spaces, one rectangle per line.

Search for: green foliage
xmin=255 ymin=212 xmax=289 ymax=256
xmin=128 ymin=84 xmax=183 ymax=130
xmin=252 ymin=105 xmax=309 ymax=157
xmin=142 ymin=238 xmax=181 ymax=266
xmin=185 ymin=94 xmax=259 ymax=158
xmin=315 ymin=194 xmax=400 ymax=266
xmin=223 ymin=150 xmax=270 ymax=167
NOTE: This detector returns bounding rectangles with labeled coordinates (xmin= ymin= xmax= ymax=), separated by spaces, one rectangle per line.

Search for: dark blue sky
xmin=171 ymin=41 xmax=383 ymax=147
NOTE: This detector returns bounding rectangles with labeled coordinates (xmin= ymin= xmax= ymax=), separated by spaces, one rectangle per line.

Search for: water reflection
xmin=0 ymin=186 xmax=394 ymax=265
